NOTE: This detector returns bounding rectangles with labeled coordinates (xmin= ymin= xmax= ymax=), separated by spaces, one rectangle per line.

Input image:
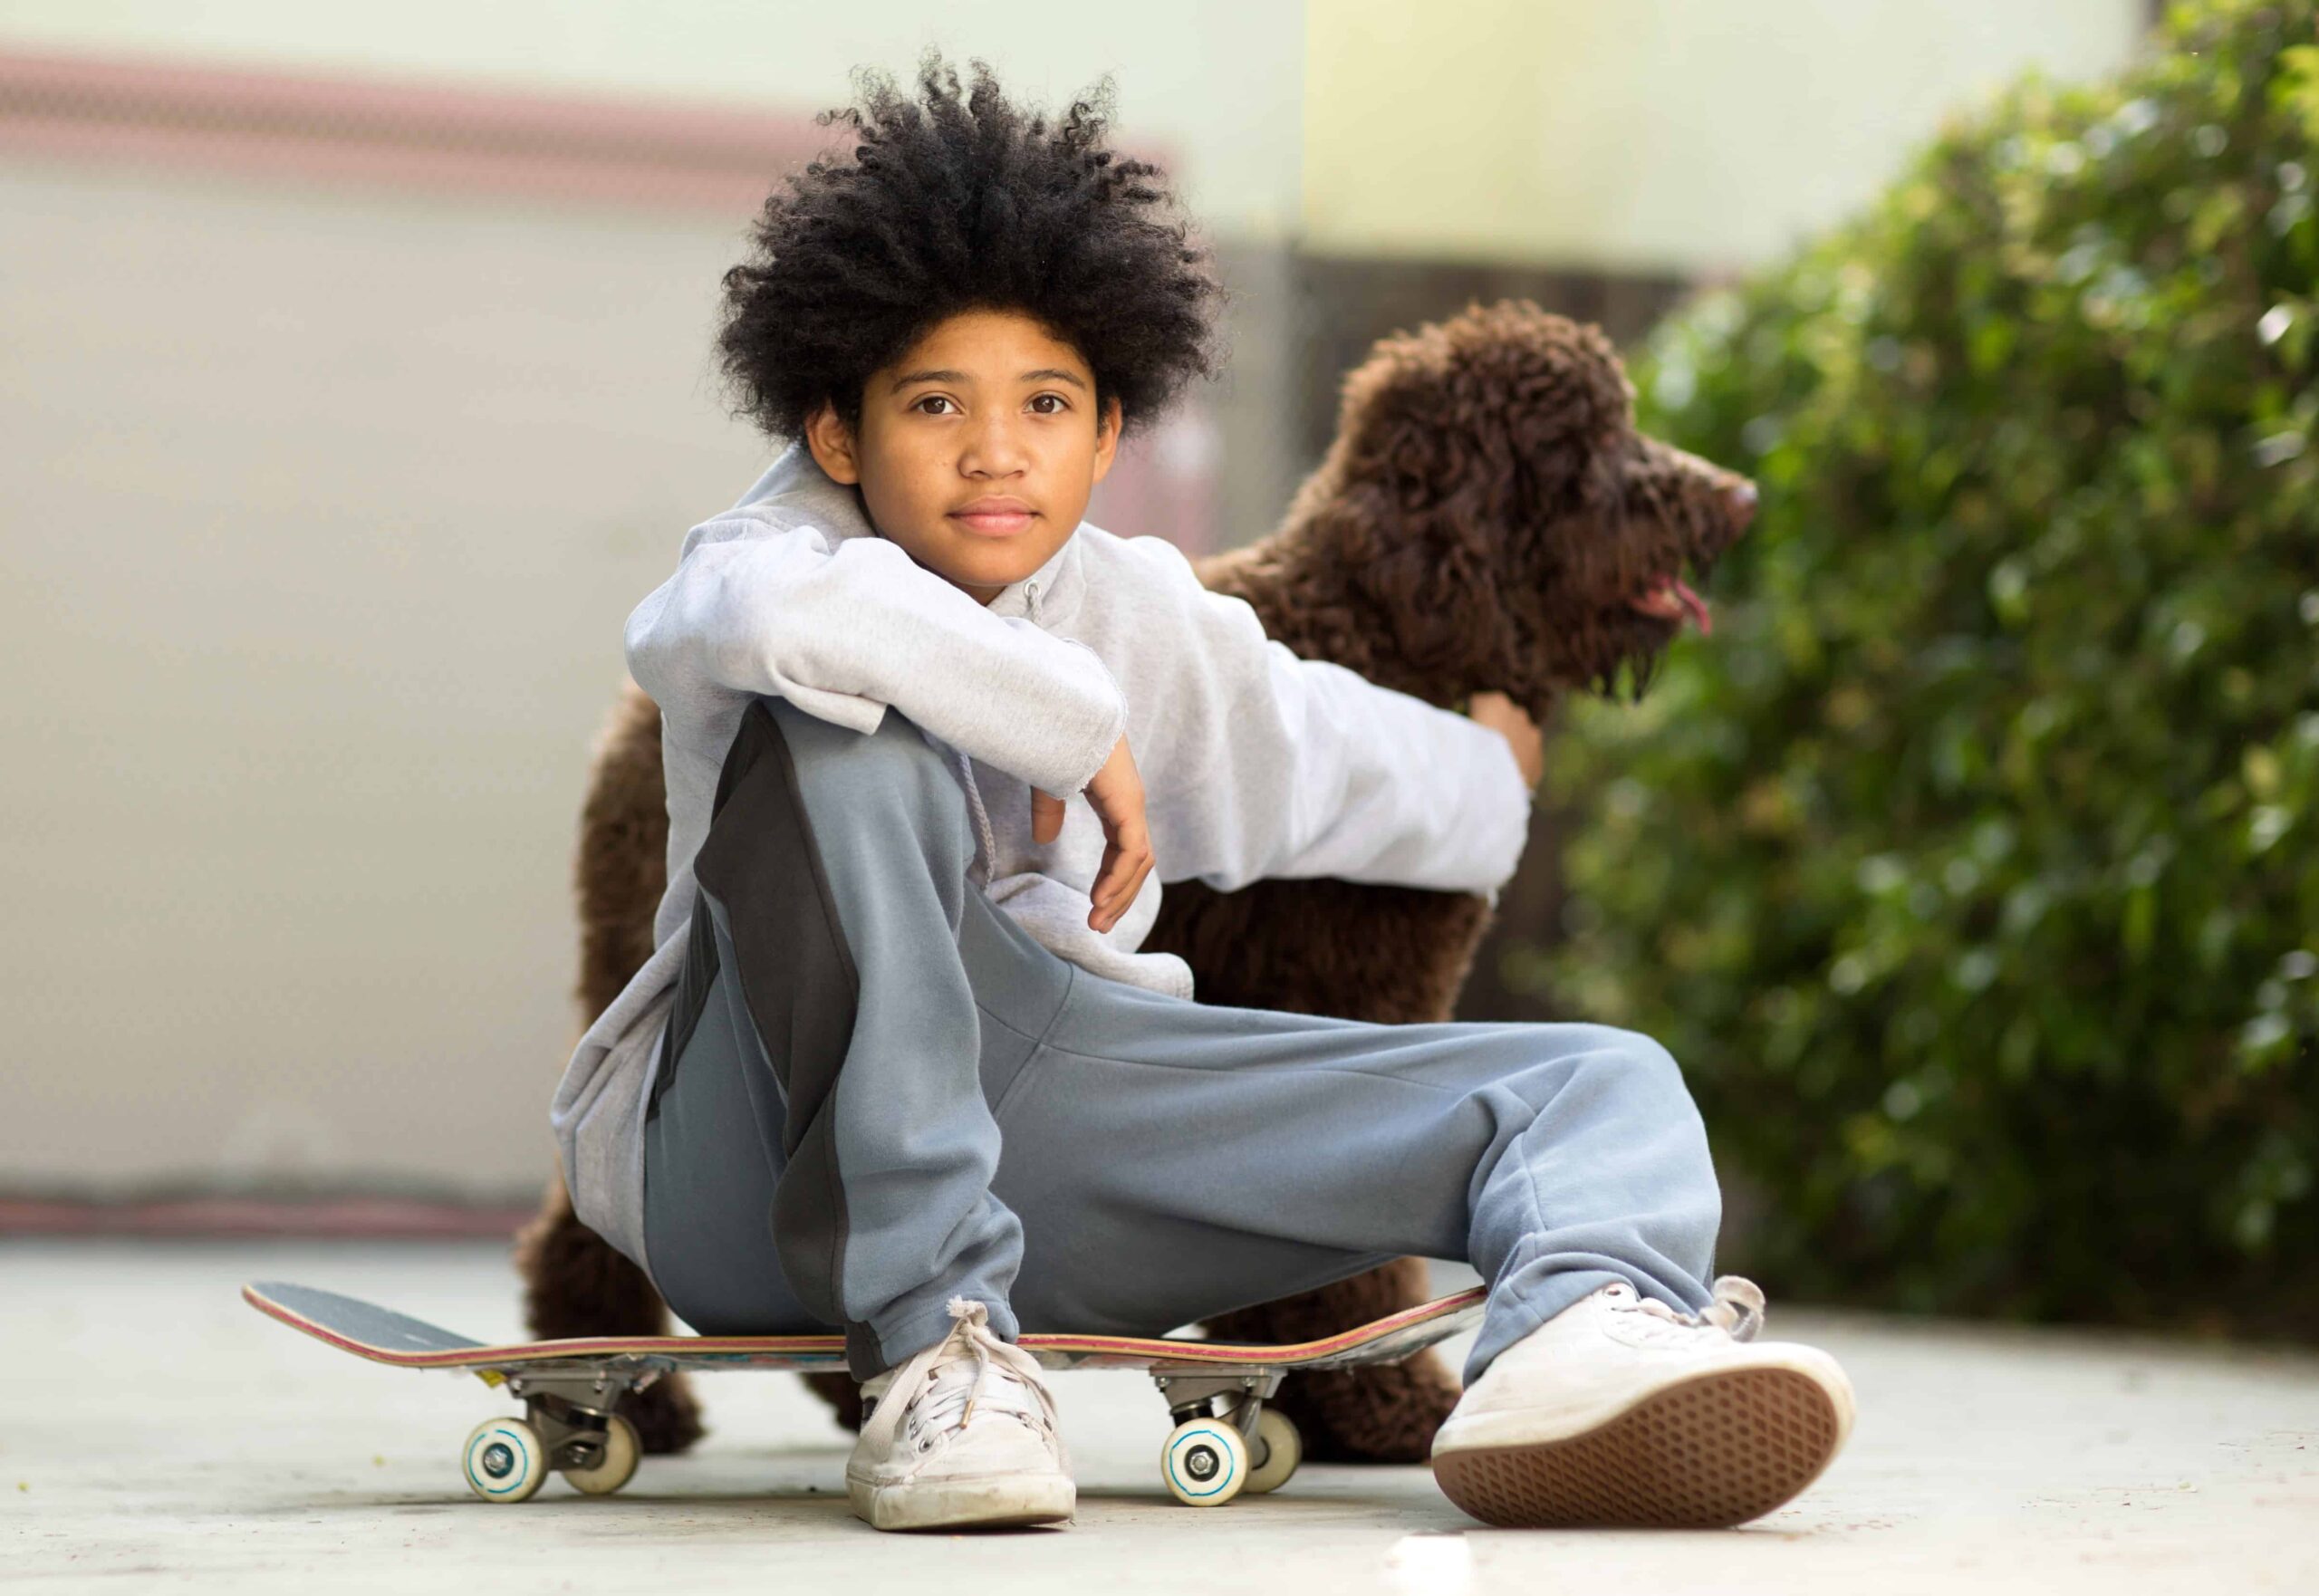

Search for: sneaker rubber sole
xmin=848 ymin=1471 xmax=1075 ymax=1532
xmin=1430 ymin=1364 xmax=1846 ymax=1529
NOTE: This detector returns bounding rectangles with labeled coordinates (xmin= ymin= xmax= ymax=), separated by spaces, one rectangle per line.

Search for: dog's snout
xmin=1727 ymin=482 xmax=1757 ymax=534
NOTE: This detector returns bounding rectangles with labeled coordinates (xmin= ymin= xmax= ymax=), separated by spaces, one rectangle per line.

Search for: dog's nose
xmin=1727 ymin=482 xmax=1757 ymax=534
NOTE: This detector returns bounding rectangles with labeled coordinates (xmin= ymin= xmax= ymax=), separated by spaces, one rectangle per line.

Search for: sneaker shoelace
xmin=901 ymin=1297 xmax=1059 ymax=1454
xmin=1625 ymin=1274 xmax=1766 ymax=1342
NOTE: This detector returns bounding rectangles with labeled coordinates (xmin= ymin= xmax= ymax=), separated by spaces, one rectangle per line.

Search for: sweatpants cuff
xmin=1465 ymin=1265 xmax=1631 ymax=1388
xmin=852 ymin=1294 xmax=1022 ymax=1381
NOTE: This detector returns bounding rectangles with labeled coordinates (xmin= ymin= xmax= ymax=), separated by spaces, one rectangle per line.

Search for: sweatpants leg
xmin=985 ymin=973 xmax=1724 ymax=1388
xmin=642 ymin=694 xmax=1061 ymax=1380
xmin=641 ymin=693 xmax=1723 ymax=1389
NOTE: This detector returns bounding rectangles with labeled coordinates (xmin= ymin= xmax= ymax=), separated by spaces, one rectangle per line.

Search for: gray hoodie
xmin=550 ymin=441 xmax=1533 ymax=1272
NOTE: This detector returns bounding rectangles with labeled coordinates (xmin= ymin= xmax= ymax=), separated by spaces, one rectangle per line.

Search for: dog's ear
xmin=1349 ymin=409 xmax=1524 ymax=696
xmin=1323 ymin=301 xmax=1639 ymax=701
xmin=1491 ymin=310 xmax=1635 ymax=509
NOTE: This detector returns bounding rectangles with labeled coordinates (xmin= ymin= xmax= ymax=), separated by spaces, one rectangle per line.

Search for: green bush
xmin=1521 ymin=0 xmax=2319 ymax=1335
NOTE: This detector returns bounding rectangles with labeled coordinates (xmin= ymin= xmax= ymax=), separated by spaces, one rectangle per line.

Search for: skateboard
xmin=243 ymin=1280 xmax=1486 ymax=1508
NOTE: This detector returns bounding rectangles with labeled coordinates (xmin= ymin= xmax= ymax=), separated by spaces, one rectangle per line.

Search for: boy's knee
xmin=1576 ymin=1026 xmax=1697 ymax=1114
xmin=1585 ymin=1029 xmax=1721 ymax=1226
xmin=760 ymin=697 xmax=967 ymax=835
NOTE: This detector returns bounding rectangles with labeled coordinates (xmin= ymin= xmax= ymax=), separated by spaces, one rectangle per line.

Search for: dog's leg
xmin=803 ymin=1371 xmax=866 ymax=1430
xmin=513 ymin=1175 xmax=706 ymax=1455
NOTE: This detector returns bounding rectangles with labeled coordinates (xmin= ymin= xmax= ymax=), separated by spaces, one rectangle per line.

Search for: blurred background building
xmin=1 ymin=1 xmax=2159 ymax=1209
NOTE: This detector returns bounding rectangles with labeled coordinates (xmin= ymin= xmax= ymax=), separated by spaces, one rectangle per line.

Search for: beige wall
xmin=0 ymin=0 xmax=1307 ymax=241
xmin=1304 ymin=0 xmax=2149 ymax=274
xmin=0 ymin=159 xmax=1222 ymax=1193
xmin=1 ymin=164 xmax=763 ymax=1190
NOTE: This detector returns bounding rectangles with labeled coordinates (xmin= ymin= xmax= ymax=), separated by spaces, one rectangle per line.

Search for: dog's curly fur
xmin=515 ymin=298 xmax=1756 ymax=1461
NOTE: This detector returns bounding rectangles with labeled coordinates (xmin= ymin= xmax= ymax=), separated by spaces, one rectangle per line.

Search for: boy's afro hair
xmin=716 ymin=48 xmax=1228 ymax=444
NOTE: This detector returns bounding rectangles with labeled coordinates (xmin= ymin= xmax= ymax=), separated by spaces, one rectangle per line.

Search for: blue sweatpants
xmin=640 ymin=695 xmax=1723 ymax=1386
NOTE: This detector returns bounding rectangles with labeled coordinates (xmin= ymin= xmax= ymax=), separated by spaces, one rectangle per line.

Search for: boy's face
xmin=803 ymin=306 xmax=1124 ymax=606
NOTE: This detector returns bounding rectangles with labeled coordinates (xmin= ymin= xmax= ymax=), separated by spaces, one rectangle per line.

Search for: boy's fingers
xmin=1026 ymin=736 xmax=1152 ymax=929
xmin=1099 ymin=869 xmax=1140 ymax=919
xmin=1089 ymin=847 xmax=1123 ymax=928
xmin=1092 ymin=842 xmax=1154 ymax=928
xmin=1095 ymin=841 xmax=1131 ymax=906
xmin=1090 ymin=841 xmax=1145 ymax=925
xmin=1095 ymin=819 xmax=1148 ymax=896
xmin=1076 ymin=744 xmax=1151 ymax=929
xmin=1097 ymin=865 xmax=1146 ymax=925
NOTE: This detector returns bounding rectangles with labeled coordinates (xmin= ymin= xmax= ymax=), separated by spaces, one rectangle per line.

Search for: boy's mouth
xmin=951 ymin=495 xmax=1038 ymax=537
xmin=951 ymin=509 xmax=1037 ymax=536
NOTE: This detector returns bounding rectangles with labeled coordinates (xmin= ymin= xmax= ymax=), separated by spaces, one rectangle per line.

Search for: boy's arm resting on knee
xmin=624 ymin=514 xmax=1126 ymax=798
xmin=1116 ymin=536 xmax=1531 ymax=901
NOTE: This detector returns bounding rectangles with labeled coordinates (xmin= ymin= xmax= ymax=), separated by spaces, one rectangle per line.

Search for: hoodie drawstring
xmin=948 ymin=745 xmax=1000 ymax=889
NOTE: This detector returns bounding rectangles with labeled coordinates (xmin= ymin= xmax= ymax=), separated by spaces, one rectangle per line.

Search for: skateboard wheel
xmin=1161 ymin=1418 xmax=1248 ymax=1506
xmin=463 ymin=1417 xmax=547 ymax=1504
xmin=563 ymin=1414 xmax=640 ymax=1496
xmin=1244 ymin=1409 xmax=1302 ymax=1495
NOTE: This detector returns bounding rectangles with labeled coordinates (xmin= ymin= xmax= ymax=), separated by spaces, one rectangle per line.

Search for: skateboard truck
xmin=459 ymin=1369 xmax=645 ymax=1504
xmin=1151 ymin=1368 xmax=1299 ymax=1505
xmin=508 ymin=1374 xmax=630 ymax=1465
xmin=1153 ymin=1367 xmax=1285 ymax=1428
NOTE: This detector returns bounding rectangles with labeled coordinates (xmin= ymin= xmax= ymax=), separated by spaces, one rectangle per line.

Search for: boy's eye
xmin=911 ymin=392 xmax=1069 ymax=415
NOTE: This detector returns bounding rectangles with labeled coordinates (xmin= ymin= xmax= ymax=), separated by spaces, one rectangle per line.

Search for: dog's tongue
xmin=1632 ymin=577 xmax=1714 ymax=636
xmin=1670 ymin=577 xmax=1712 ymax=636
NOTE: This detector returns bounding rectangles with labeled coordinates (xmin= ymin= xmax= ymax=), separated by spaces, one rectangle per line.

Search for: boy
xmin=552 ymin=52 xmax=1854 ymax=1534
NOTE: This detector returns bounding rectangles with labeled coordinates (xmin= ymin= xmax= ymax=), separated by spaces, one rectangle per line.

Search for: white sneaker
xmin=1431 ymin=1275 xmax=1853 ymax=1528
xmin=845 ymin=1296 xmax=1074 ymax=1532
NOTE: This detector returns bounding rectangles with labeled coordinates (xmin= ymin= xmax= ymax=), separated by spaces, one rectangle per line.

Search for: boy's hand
xmin=1468 ymin=690 xmax=1544 ymax=788
xmin=1032 ymin=732 xmax=1155 ymax=934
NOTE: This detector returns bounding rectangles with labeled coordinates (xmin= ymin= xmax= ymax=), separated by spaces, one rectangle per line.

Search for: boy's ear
xmin=1090 ymin=394 xmax=1124 ymax=483
xmin=803 ymin=399 xmax=861 ymax=486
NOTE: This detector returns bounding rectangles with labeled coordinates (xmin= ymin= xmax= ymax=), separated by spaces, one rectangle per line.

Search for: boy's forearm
xmin=1173 ymin=646 xmax=1531 ymax=896
xmin=1334 ymin=679 xmax=1533 ymax=896
xmin=626 ymin=521 xmax=1124 ymax=798
xmin=884 ymin=632 xmax=1126 ymax=798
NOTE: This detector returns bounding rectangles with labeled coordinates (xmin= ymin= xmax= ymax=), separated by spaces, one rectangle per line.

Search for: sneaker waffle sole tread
xmin=1430 ymin=1365 xmax=1843 ymax=1528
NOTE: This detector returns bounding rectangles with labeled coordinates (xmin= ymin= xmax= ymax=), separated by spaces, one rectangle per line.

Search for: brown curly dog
xmin=515 ymin=298 xmax=1756 ymax=1463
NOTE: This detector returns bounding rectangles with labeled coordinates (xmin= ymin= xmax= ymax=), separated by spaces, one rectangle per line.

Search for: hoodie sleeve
xmin=1118 ymin=535 xmax=1533 ymax=900
xmin=624 ymin=514 xmax=1126 ymax=798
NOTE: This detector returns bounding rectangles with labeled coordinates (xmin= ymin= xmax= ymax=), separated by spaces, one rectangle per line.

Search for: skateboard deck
xmin=244 ymin=1280 xmax=1484 ymax=1375
xmin=243 ymin=1279 xmax=1486 ymax=1508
